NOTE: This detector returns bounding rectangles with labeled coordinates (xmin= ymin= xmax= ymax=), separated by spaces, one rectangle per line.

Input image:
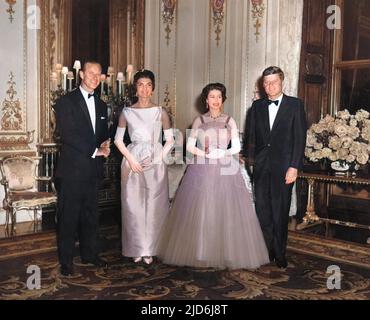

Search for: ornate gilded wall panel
xmin=5 ymin=0 xmax=16 ymax=23
xmin=162 ymin=0 xmax=176 ymax=45
xmin=0 ymin=0 xmax=34 ymax=156
xmin=251 ymin=0 xmax=265 ymax=42
xmin=210 ymin=0 xmax=225 ymax=47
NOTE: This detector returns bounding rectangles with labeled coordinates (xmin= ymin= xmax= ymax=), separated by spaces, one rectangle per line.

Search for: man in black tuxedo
xmin=242 ymin=66 xmax=307 ymax=268
xmin=54 ymin=61 xmax=110 ymax=276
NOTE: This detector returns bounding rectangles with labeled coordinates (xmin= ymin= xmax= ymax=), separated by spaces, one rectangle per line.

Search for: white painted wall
xmin=145 ymin=0 xmax=303 ymax=131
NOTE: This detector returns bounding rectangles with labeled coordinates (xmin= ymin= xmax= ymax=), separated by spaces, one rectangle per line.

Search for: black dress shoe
xmin=60 ymin=264 xmax=74 ymax=276
xmin=81 ymin=257 xmax=108 ymax=268
xmin=275 ymin=258 xmax=288 ymax=269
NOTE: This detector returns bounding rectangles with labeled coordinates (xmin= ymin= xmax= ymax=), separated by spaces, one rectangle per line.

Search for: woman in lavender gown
xmin=157 ymin=83 xmax=269 ymax=270
xmin=114 ymin=70 xmax=174 ymax=265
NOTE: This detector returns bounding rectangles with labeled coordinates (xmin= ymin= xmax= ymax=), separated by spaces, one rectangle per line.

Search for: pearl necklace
xmin=209 ymin=112 xmax=222 ymax=120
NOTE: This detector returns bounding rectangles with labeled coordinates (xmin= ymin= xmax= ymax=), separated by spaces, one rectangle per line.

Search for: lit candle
xmin=100 ymin=74 xmax=106 ymax=97
xmin=117 ymin=72 xmax=125 ymax=96
xmin=126 ymin=64 xmax=134 ymax=85
xmin=73 ymin=60 xmax=81 ymax=86
xmin=67 ymin=71 xmax=74 ymax=92
xmin=51 ymin=72 xmax=58 ymax=91
xmin=61 ymin=66 xmax=69 ymax=91
xmin=107 ymin=66 xmax=115 ymax=94
xmin=55 ymin=63 xmax=62 ymax=86
xmin=106 ymin=76 xmax=111 ymax=95
xmin=107 ymin=66 xmax=114 ymax=75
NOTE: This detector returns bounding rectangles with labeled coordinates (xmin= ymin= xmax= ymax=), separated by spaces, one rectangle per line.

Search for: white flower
xmin=305 ymin=108 xmax=370 ymax=166
xmin=328 ymin=136 xmax=341 ymax=150
xmin=337 ymin=110 xmax=351 ymax=120
xmin=349 ymin=118 xmax=358 ymax=127
xmin=355 ymin=109 xmax=369 ymax=121
xmin=334 ymin=124 xmax=348 ymax=137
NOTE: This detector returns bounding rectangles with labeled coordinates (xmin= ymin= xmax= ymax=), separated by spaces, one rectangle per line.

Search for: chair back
xmin=0 ymin=156 xmax=37 ymax=192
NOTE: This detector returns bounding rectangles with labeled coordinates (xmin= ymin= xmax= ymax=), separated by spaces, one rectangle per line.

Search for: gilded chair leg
xmin=5 ymin=209 xmax=9 ymax=229
xmin=11 ymin=208 xmax=17 ymax=234
xmin=4 ymin=209 xmax=10 ymax=236
xmin=34 ymin=208 xmax=38 ymax=232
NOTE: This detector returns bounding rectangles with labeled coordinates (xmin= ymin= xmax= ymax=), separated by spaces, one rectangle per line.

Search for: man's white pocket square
xmin=101 ymin=116 xmax=106 ymax=119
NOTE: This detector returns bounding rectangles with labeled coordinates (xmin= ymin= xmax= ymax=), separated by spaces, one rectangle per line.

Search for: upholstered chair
xmin=0 ymin=156 xmax=57 ymax=234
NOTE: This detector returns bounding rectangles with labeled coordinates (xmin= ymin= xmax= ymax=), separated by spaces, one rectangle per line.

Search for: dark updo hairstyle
xmin=200 ymin=82 xmax=227 ymax=109
xmin=133 ymin=69 xmax=155 ymax=90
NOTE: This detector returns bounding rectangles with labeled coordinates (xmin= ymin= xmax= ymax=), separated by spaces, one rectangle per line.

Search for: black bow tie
xmin=268 ymin=99 xmax=279 ymax=106
xmin=88 ymin=93 xmax=94 ymax=99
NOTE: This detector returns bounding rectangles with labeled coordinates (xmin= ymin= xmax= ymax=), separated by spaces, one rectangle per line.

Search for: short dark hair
xmin=82 ymin=61 xmax=102 ymax=72
xmin=262 ymin=66 xmax=284 ymax=81
xmin=200 ymin=83 xmax=227 ymax=108
xmin=133 ymin=69 xmax=155 ymax=90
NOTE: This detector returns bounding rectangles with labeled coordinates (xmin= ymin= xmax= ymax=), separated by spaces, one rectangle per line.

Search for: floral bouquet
xmin=305 ymin=109 xmax=370 ymax=170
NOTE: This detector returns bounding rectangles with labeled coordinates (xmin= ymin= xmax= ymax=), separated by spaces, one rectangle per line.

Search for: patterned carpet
xmin=0 ymin=226 xmax=369 ymax=300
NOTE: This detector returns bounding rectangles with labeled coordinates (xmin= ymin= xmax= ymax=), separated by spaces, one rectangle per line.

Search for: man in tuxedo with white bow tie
xmin=242 ymin=66 xmax=307 ymax=269
xmin=54 ymin=61 xmax=110 ymax=276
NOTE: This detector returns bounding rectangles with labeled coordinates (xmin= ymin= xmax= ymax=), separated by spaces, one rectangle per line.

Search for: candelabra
xmin=50 ymin=61 xmax=137 ymax=141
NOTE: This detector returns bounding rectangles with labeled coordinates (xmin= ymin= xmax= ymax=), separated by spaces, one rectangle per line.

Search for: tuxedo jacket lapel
xmin=94 ymin=97 xmax=101 ymax=137
xmin=261 ymin=99 xmax=271 ymax=138
xmin=75 ymin=89 xmax=95 ymax=136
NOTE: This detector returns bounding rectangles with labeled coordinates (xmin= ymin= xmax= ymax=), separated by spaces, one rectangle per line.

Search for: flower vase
xmin=330 ymin=161 xmax=357 ymax=177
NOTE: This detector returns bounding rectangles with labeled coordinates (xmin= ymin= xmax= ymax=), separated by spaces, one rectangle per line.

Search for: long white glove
xmin=153 ymin=128 xmax=175 ymax=164
xmin=186 ymin=136 xmax=206 ymax=157
xmin=114 ymin=126 xmax=126 ymax=142
xmin=225 ymin=137 xmax=241 ymax=156
xmin=206 ymin=148 xmax=226 ymax=159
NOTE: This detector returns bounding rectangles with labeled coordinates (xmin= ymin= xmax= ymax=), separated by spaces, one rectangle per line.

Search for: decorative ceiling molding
xmin=162 ymin=0 xmax=176 ymax=46
xmin=251 ymin=0 xmax=265 ymax=43
xmin=210 ymin=0 xmax=225 ymax=47
xmin=5 ymin=0 xmax=16 ymax=23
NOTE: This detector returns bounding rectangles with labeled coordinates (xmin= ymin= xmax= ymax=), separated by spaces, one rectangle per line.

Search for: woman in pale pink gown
xmin=114 ymin=70 xmax=174 ymax=265
xmin=157 ymin=83 xmax=269 ymax=270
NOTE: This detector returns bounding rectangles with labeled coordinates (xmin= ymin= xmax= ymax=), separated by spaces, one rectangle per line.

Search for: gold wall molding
xmin=40 ymin=1 xmax=52 ymax=143
xmin=163 ymin=84 xmax=175 ymax=121
xmin=1 ymin=72 xmax=22 ymax=131
xmin=210 ymin=0 xmax=225 ymax=47
xmin=0 ymin=131 xmax=34 ymax=152
xmin=5 ymin=0 xmax=16 ymax=23
xmin=162 ymin=0 xmax=176 ymax=45
xmin=251 ymin=0 xmax=265 ymax=43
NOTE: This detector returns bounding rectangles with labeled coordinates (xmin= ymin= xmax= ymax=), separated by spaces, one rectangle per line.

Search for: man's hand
xmin=96 ymin=139 xmax=111 ymax=158
xmin=100 ymin=138 xmax=111 ymax=149
xmin=96 ymin=146 xmax=110 ymax=158
xmin=285 ymin=167 xmax=298 ymax=184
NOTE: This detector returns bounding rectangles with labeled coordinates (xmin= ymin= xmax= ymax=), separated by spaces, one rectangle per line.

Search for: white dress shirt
xmin=80 ymin=86 xmax=96 ymax=133
xmin=268 ymin=94 xmax=283 ymax=130
xmin=80 ymin=86 xmax=97 ymax=158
